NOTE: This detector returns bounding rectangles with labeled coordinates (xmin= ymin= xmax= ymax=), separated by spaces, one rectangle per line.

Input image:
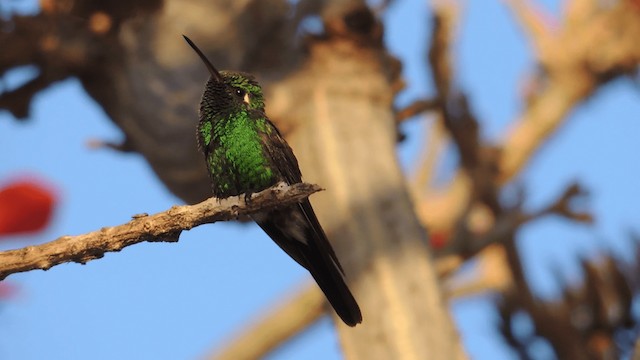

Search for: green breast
xmin=203 ymin=110 xmax=276 ymax=197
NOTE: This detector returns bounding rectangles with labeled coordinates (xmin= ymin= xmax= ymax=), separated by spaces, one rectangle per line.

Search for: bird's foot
xmin=243 ymin=191 xmax=254 ymax=205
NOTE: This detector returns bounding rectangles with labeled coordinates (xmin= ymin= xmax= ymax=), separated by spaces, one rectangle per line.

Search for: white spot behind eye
xmin=243 ymin=93 xmax=251 ymax=105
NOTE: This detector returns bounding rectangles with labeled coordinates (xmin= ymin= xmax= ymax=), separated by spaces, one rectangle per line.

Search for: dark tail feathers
xmin=253 ymin=201 xmax=362 ymax=326
xmin=302 ymin=242 xmax=362 ymax=326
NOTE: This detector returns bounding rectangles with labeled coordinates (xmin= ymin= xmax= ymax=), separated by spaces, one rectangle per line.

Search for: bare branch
xmin=209 ymin=283 xmax=325 ymax=360
xmin=444 ymin=245 xmax=512 ymax=299
xmin=500 ymin=2 xmax=640 ymax=182
xmin=395 ymin=98 xmax=439 ymax=123
xmin=436 ymin=181 xmax=592 ymax=279
xmin=428 ymin=2 xmax=457 ymax=98
xmin=209 ymin=246 xmax=477 ymax=360
xmin=429 ymin=4 xmax=481 ymax=169
xmin=502 ymin=231 xmax=586 ymax=358
xmin=0 ymin=183 xmax=321 ymax=281
xmin=534 ymin=183 xmax=593 ymax=223
xmin=410 ymin=118 xmax=447 ymax=197
xmin=425 ymin=2 xmax=498 ymax=216
xmin=500 ymin=241 xmax=640 ymax=358
xmin=420 ymin=0 xmax=640 ymax=232
xmin=503 ymin=0 xmax=553 ymax=55
xmin=633 ymin=334 xmax=640 ymax=360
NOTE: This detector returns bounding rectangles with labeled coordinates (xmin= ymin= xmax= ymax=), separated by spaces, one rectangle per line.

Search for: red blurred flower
xmin=429 ymin=231 xmax=449 ymax=250
xmin=0 ymin=282 xmax=19 ymax=300
xmin=0 ymin=179 xmax=57 ymax=236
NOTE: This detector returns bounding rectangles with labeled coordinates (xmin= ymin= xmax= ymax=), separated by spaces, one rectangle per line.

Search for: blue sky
xmin=1 ymin=0 xmax=639 ymax=359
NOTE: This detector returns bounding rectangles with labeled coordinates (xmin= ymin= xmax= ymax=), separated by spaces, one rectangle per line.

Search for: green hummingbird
xmin=183 ymin=36 xmax=362 ymax=327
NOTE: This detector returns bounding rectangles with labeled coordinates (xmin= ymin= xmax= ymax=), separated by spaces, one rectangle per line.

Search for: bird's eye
xmin=234 ymin=88 xmax=251 ymax=105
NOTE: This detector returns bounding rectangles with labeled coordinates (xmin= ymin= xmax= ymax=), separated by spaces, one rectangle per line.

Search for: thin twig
xmin=503 ymin=0 xmax=552 ymax=55
xmin=444 ymin=245 xmax=512 ymax=299
xmin=410 ymin=118 xmax=447 ymax=197
xmin=0 ymin=183 xmax=322 ymax=281
xmin=633 ymin=333 xmax=640 ymax=360
xmin=395 ymin=98 xmax=439 ymax=123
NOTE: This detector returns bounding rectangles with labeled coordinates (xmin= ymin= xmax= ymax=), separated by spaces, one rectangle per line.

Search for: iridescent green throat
xmin=200 ymin=109 xmax=276 ymax=197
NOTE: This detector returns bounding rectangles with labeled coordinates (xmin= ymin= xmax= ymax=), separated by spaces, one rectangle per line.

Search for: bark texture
xmin=267 ymin=6 xmax=465 ymax=358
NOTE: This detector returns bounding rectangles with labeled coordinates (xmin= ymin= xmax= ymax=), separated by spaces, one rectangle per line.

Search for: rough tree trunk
xmin=268 ymin=6 xmax=465 ymax=359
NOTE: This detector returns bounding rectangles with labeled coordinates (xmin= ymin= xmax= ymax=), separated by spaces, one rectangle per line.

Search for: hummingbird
xmin=183 ymin=35 xmax=362 ymax=327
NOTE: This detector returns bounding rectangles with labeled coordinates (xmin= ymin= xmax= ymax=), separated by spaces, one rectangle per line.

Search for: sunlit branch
xmin=0 ymin=183 xmax=321 ymax=281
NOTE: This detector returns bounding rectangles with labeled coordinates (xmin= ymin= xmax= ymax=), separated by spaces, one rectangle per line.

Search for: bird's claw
xmin=244 ymin=191 xmax=254 ymax=205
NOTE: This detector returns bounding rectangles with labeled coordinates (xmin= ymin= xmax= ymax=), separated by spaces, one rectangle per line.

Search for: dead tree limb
xmin=0 ymin=183 xmax=321 ymax=281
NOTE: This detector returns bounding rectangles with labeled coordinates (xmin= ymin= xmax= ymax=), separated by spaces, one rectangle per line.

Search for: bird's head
xmin=183 ymin=35 xmax=265 ymax=113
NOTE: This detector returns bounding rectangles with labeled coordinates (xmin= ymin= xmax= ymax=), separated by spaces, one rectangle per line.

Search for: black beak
xmin=183 ymin=35 xmax=224 ymax=83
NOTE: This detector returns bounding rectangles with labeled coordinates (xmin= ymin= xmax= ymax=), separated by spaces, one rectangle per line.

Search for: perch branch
xmin=0 ymin=182 xmax=321 ymax=281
